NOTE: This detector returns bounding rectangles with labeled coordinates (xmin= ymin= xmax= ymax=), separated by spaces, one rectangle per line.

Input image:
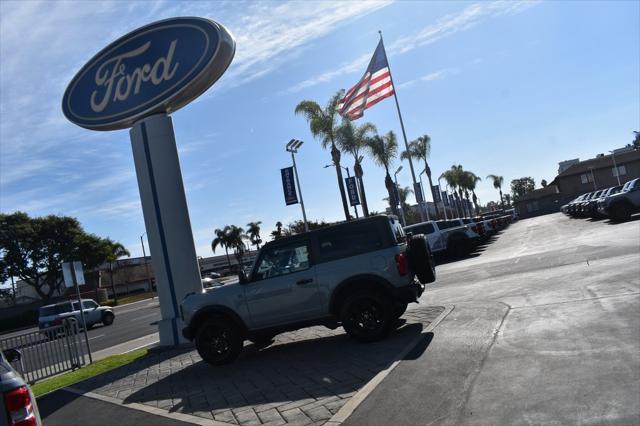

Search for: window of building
xmin=612 ymin=165 xmax=627 ymax=177
xmin=526 ymin=201 xmax=539 ymax=212
xmin=580 ymin=173 xmax=594 ymax=184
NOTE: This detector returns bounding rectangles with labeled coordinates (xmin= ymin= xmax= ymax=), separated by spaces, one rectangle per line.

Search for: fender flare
xmin=329 ymin=274 xmax=394 ymax=316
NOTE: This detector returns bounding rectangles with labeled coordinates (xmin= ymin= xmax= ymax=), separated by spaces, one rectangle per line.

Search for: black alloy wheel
xmin=195 ymin=318 xmax=243 ymax=365
xmin=341 ymin=292 xmax=392 ymax=343
xmin=102 ymin=312 xmax=115 ymax=326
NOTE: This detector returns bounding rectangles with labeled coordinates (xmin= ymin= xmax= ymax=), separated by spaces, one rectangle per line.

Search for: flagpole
xmin=378 ymin=30 xmax=426 ymax=223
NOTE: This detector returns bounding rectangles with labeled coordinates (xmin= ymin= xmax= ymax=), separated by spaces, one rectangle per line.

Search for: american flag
xmin=338 ymin=40 xmax=394 ymax=120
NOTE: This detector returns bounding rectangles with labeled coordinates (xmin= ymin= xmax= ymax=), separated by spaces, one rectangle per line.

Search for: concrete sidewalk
xmin=54 ymin=305 xmax=445 ymax=426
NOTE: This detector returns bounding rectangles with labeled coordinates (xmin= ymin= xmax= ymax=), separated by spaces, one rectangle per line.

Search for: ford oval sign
xmin=62 ymin=17 xmax=235 ymax=131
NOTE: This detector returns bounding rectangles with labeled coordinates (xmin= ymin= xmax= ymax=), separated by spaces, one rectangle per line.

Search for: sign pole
xmin=71 ymin=265 xmax=92 ymax=364
xmin=291 ymin=151 xmax=309 ymax=232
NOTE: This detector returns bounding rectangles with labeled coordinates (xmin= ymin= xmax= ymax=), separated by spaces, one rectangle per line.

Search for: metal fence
xmin=0 ymin=318 xmax=86 ymax=384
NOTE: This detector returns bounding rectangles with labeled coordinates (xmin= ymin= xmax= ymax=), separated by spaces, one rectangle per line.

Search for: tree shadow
xmin=73 ymin=322 xmax=433 ymax=417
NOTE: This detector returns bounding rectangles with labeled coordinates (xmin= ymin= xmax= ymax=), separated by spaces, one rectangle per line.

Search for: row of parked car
xmin=405 ymin=209 xmax=517 ymax=259
xmin=561 ymin=177 xmax=640 ymax=222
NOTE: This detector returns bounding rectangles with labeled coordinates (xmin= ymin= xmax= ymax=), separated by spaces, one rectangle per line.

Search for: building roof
xmin=515 ymin=185 xmax=560 ymax=203
xmin=557 ymin=148 xmax=640 ymax=178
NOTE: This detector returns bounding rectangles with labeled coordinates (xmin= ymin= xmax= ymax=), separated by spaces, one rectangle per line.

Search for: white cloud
xmin=397 ymin=67 xmax=461 ymax=89
xmin=286 ymin=0 xmax=538 ymax=93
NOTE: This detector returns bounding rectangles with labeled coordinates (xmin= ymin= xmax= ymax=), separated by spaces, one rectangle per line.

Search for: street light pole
xmin=140 ymin=232 xmax=153 ymax=293
xmin=588 ymin=166 xmax=597 ymax=190
xmin=419 ymin=169 xmax=431 ymax=221
xmin=394 ymin=166 xmax=407 ymax=226
xmin=438 ymin=176 xmax=448 ymax=220
xmin=287 ymin=139 xmax=309 ymax=232
xmin=610 ymin=150 xmax=621 ymax=186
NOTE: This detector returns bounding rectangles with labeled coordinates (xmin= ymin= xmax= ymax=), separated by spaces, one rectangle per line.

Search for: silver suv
xmin=38 ymin=299 xmax=114 ymax=330
xmin=181 ymin=215 xmax=436 ymax=365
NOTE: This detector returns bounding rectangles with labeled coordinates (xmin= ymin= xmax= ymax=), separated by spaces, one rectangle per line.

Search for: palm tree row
xmin=439 ymin=165 xmax=483 ymax=217
xmin=211 ymin=223 xmax=263 ymax=268
xmin=296 ymin=91 xmax=436 ymax=220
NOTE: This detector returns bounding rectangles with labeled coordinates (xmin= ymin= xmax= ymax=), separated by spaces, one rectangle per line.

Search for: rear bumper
xmin=393 ymin=281 xmax=425 ymax=303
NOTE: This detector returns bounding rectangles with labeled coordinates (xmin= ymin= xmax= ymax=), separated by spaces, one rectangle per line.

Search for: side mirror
xmin=4 ymin=348 xmax=21 ymax=363
xmin=238 ymin=270 xmax=249 ymax=284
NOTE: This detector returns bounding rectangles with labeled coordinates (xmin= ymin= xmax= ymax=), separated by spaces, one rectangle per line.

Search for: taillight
xmin=4 ymin=386 xmax=37 ymax=426
xmin=395 ymin=253 xmax=408 ymax=276
xmin=52 ymin=318 xmax=62 ymax=326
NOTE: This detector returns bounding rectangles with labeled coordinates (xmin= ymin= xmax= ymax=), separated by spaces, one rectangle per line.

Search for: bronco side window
xmin=254 ymin=242 xmax=310 ymax=280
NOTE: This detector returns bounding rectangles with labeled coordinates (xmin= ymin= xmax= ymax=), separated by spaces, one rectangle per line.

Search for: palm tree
xmin=211 ymin=227 xmax=232 ymax=269
xmin=270 ymin=221 xmax=283 ymax=240
xmin=246 ymin=221 xmax=262 ymax=250
xmin=225 ymin=225 xmax=248 ymax=267
xmin=383 ymin=186 xmax=414 ymax=224
xmin=105 ymin=242 xmax=130 ymax=304
xmin=336 ymin=119 xmax=376 ymax=216
xmin=366 ymin=131 xmax=399 ymax=217
xmin=462 ymin=171 xmax=482 ymax=216
xmin=440 ymin=165 xmax=466 ymax=217
xmin=295 ymin=91 xmax=350 ymax=220
xmin=486 ymin=174 xmax=505 ymax=207
xmin=401 ymin=134 xmax=440 ymax=219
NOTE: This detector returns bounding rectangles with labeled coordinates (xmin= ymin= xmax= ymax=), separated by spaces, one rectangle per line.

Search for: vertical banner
xmin=281 ymin=167 xmax=298 ymax=205
xmin=442 ymin=192 xmax=449 ymax=206
xmin=345 ymin=176 xmax=360 ymax=206
xmin=432 ymin=185 xmax=441 ymax=203
xmin=414 ymin=182 xmax=424 ymax=203
xmin=393 ymin=184 xmax=401 ymax=206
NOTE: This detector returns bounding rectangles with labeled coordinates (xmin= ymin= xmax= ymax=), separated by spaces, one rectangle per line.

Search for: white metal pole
xmin=611 ymin=151 xmax=621 ymax=185
xmin=439 ymin=178 xmax=448 ymax=220
xmin=379 ymin=31 xmax=425 ymax=222
xmin=394 ymin=174 xmax=407 ymax=226
xmin=72 ymin=269 xmax=92 ymax=364
xmin=419 ymin=173 xmax=430 ymax=221
xmin=291 ymin=151 xmax=309 ymax=232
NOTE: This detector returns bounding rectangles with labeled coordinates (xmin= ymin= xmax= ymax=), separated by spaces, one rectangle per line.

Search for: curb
xmin=328 ymin=304 xmax=455 ymax=425
xmin=64 ymin=387 xmax=229 ymax=425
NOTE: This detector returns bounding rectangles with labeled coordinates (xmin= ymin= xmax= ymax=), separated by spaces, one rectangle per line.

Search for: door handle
xmin=296 ymin=278 xmax=314 ymax=285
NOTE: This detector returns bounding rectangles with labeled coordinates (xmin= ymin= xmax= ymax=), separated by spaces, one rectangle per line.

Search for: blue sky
xmin=1 ymin=0 xmax=638 ymax=258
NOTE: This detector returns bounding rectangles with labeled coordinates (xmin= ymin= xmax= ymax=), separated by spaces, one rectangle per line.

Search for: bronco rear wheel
xmin=340 ymin=291 xmax=393 ymax=343
xmin=195 ymin=317 xmax=243 ymax=365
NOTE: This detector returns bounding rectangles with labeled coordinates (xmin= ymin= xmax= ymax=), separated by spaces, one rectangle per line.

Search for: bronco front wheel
xmin=195 ymin=317 xmax=243 ymax=365
xmin=341 ymin=291 xmax=392 ymax=343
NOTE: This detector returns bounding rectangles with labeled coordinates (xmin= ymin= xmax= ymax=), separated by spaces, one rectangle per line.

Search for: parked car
xmin=597 ymin=177 xmax=640 ymax=222
xmin=586 ymin=185 xmax=622 ymax=218
xmin=405 ymin=219 xmax=475 ymax=257
xmin=1 ymin=349 xmax=41 ymax=426
xmin=181 ymin=215 xmax=436 ymax=365
xmin=38 ymin=299 xmax=114 ymax=331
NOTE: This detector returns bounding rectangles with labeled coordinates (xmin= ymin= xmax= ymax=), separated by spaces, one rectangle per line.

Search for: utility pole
xmin=394 ymin=166 xmax=407 ymax=226
xmin=286 ymin=139 xmax=309 ymax=232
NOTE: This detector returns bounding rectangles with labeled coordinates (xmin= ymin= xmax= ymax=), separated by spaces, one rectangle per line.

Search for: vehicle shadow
xmin=73 ymin=322 xmax=433 ymax=417
xmin=605 ymin=214 xmax=640 ymax=225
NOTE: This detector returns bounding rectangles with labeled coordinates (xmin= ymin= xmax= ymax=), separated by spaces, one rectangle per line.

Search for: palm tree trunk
xmin=384 ymin=171 xmax=399 ymax=217
xmin=499 ymin=188 xmax=504 ymax=208
xmin=354 ymin=161 xmax=369 ymax=217
xmin=224 ymin=247 xmax=231 ymax=269
xmin=472 ymin=191 xmax=480 ymax=216
xmin=331 ymin=143 xmax=350 ymax=220
xmin=424 ymin=162 xmax=440 ymax=220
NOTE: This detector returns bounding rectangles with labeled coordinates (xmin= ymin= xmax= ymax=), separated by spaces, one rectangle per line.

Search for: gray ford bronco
xmin=181 ymin=215 xmax=436 ymax=365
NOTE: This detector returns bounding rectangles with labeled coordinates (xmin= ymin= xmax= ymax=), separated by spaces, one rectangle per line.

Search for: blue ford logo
xmin=63 ymin=17 xmax=235 ymax=131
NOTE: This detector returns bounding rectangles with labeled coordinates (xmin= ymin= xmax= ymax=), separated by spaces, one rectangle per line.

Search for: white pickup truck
xmin=404 ymin=220 xmax=475 ymax=257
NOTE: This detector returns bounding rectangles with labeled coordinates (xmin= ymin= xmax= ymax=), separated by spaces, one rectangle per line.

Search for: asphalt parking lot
xmin=347 ymin=213 xmax=640 ymax=425
xmin=39 ymin=213 xmax=640 ymax=425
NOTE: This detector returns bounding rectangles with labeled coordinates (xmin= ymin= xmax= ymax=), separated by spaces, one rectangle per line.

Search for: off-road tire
xmin=340 ymin=291 xmax=393 ymax=343
xmin=102 ymin=312 xmax=115 ymax=326
xmin=195 ymin=317 xmax=243 ymax=365
xmin=407 ymin=235 xmax=436 ymax=284
xmin=610 ymin=203 xmax=631 ymax=222
xmin=393 ymin=302 xmax=408 ymax=319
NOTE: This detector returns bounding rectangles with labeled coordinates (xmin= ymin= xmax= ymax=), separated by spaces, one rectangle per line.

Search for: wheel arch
xmin=329 ymin=274 xmax=394 ymax=317
xmin=189 ymin=305 xmax=248 ymax=335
